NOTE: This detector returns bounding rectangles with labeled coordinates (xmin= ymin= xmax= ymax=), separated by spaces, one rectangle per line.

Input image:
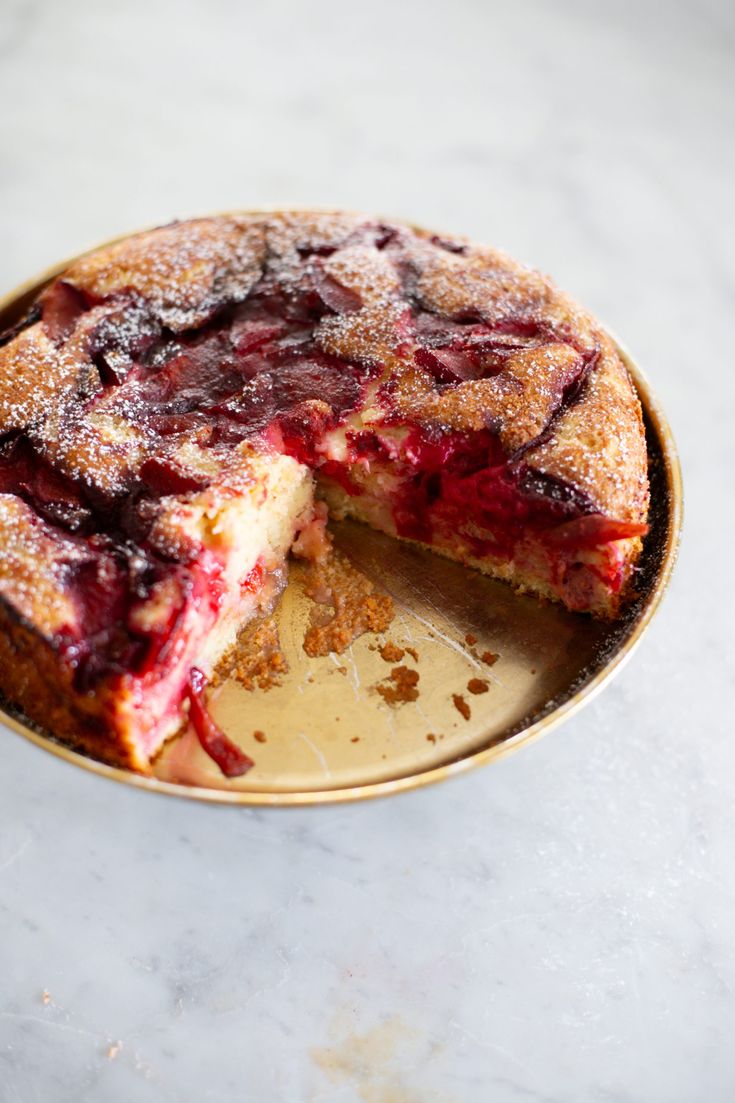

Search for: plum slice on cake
xmin=0 ymin=213 xmax=649 ymax=771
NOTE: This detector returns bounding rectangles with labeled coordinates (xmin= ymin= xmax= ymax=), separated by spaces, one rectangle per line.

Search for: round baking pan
xmin=0 ymin=216 xmax=683 ymax=804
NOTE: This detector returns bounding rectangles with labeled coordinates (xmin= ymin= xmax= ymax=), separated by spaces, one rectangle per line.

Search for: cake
xmin=0 ymin=212 xmax=649 ymax=772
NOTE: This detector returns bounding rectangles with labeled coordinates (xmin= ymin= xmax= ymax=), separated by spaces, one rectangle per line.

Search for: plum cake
xmin=0 ymin=212 xmax=649 ymax=771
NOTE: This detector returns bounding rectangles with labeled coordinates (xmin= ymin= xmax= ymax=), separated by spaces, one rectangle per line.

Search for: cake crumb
xmin=404 ymin=646 xmax=419 ymax=662
xmin=336 ymin=665 xmax=348 ymax=676
xmin=41 ymin=989 xmax=51 ymax=1006
xmin=379 ymin=640 xmax=405 ymax=663
xmin=376 ymin=665 xmax=420 ymax=705
xmin=351 ymin=737 xmax=360 ymax=743
xmin=426 ymin=733 xmax=437 ymax=744
xmin=465 ymin=632 xmax=478 ymax=646
xmin=481 ymin=650 xmax=499 ymax=666
xmin=452 ymin=693 xmax=471 ymax=720
xmin=301 ymin=550 xmax=394 ymax=657
xmin=467 ymin=678 xmax=489 ymax=695
xmin=107 ymin=1042 xmax=122 ymax=1060
xmin=253 ymin=730 xmax=267 ymax=743
xmin=221 ymin=617 xmax=287 ymax=691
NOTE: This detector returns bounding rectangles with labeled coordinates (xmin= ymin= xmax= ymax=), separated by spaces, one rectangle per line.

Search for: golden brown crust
xmin=0 ymin=603 xmax=145 ymax=771
xmin=0 ymin=495 xmax=84 ymax=638
xmin=61 ymin=217 xmax=267 ymax=331
xmin=384 ymin=342 xmax=585 ymax=452
xmin=0 ymin=323 xmax=96 ymax=435
xmin=524 ymin=335 xmax=649 ymax=524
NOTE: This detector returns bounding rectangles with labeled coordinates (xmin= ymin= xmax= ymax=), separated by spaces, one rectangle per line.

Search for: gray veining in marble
xmin=0 ymin=0 xmax=734 ymax=1099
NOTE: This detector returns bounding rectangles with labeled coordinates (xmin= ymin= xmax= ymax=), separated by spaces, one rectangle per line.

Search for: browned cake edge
xmin=0 ymin=598 xmax=149 ymax=772
xmin=320 ymin=484 xmax=644 ymax=619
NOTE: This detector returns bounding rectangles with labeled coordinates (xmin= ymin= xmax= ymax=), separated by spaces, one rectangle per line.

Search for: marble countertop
xmin=1 ymin=0 xmax=733 ymax=1099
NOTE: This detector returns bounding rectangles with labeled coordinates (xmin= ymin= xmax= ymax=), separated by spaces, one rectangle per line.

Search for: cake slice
xmin=0 ymin=212 xmax=649 ymax=771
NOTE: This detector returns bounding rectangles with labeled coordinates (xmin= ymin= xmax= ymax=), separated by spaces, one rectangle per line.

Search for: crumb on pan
xmin=221 ymin=617 xmax=287 ymax=691
xmin=376 ymin=665 xmax=420 ymax=705
xmin=452 ymin=693 xmax=471 ymax=720
xmin=301 ymin=549 xmax=394 ymax=657
xmin=467 ymin=678 xmax=490 ymax=695
xmin=379 ymin=640 xmax=405 ymax=663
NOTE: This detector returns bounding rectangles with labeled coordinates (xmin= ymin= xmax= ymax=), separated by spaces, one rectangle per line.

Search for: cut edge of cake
xmin=0 ymin=451 xmax=316 ymax=771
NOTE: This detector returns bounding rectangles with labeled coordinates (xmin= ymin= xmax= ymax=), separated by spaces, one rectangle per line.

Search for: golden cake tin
xmin=0 ymin=215 xmax=683 ymax=805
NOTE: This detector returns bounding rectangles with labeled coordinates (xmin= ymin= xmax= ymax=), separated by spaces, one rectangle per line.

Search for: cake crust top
xmin=0 ymin=212 xmax=649 ymax=642
xmin=2 ymin=212 xmax=648 ymax=519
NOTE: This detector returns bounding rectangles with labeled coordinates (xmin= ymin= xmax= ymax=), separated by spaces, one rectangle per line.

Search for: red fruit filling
xmin=187 ymin=668 xmax=254 ymax=777
xmin=314 ymin=426 xmax=646 ymax=594
xmin=41 ymin=281 xmax=89 ymax=342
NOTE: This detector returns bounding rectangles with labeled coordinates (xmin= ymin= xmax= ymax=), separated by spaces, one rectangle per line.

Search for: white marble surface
xmin=0 ymin=0 xmax=733 ymax=1099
